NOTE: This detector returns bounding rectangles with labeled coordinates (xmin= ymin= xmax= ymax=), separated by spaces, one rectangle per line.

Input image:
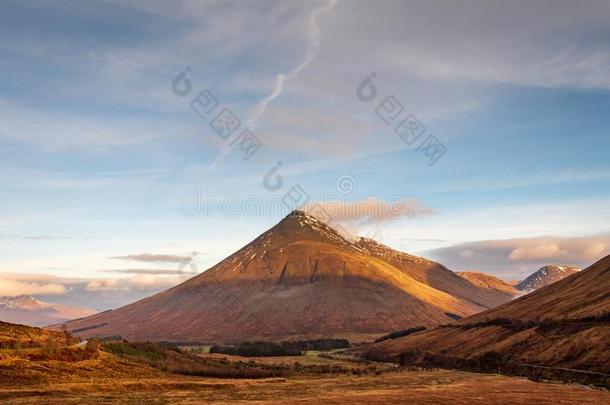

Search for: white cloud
xmin=0 ymin=272 xmax=190 ymax=310
xmin=508 ymin=244 xmax=568 ymax=261
xmin=109 ymin=253 xmax=194 ymax=263
xmin=85 ymin=275 xmax=183 ymax=292
xmin=304 ymin=197 xmax=432 ymax=224
xmin=0 ymin=279 xmax=68 ymax=297
xmin=583 ymin=241 xmax=608 ymax=260
xmin=303 ymin=197 xmax=433 ymax=239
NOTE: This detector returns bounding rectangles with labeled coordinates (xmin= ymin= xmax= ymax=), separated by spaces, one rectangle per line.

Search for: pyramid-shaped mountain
xmin=59 ymin=211 xmax=511 ymax=343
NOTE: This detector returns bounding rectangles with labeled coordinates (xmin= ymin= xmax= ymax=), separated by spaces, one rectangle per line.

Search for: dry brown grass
xmin=1 ymin=368 xmax=608 ymax=404
xmin=0 ymin=321 xmax=76 ymax=349
xmin=1 ymin=322 xmax=608 ymax=404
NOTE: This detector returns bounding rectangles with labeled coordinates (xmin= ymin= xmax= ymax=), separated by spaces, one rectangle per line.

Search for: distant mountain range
xmin=363 ymin=254 xmax=610 ymax=377
xmin=58 ymin=211 xmax=513 ymax=343
xmin=0 ymin=295 xmax=96 ymax=327
xmin=458 ymin=264 xmax=581 ymax=296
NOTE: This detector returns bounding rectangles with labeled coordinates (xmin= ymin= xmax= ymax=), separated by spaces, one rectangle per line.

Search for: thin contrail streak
xmin=209 ymin=0 xmax=338 ymax=169
xmin=247 ymin=0 xmax=339 ymax=129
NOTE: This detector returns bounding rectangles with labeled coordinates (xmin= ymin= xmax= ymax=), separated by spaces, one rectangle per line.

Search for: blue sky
xmin=1 ymin=0 xmax=609 ymax=307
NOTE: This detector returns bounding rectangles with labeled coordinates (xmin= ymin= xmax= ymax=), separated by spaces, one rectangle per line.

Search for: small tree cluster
xmin=210 ymin=338 xmax=350 ymax=357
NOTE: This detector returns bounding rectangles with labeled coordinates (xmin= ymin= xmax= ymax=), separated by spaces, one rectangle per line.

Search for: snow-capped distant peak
xmin=516 ymin=265 xmax=580 ymax=292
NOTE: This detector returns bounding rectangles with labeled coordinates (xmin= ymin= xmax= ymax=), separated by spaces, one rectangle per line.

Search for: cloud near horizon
xmin=0 ymin=279 xmax=68 ymax=297
xmin=101 ymin=269 xmax=184 ymax=275
xmin=428 ymin=234 xmax=610 ymax=279
xmin=0 ymin=272 xmax=188 ymax=310
xmin=85 ymin=275 xmax=184 ymax=292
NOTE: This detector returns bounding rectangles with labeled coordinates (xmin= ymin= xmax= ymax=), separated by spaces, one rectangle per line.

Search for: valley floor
xmin=1 ymin=369 xmax=608 ymax=404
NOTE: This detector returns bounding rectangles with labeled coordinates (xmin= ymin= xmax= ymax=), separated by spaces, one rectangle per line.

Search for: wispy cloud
xmin=85 ymin=275 xmax=182 ymax=292
xmin=101 ymin=268 xmax=182 ymax=275
xmin=209 ymin=0 xmax=338 ymax=168
xmin=109 ymin=253 xmax=195 ymax=263
xmin=0 ymin=101 xmax=165 ymax=151
xmin=0 ymin=234 xmax=69 ymax=241
xmin=0 ymin=272 xmax=186 ymax=310
xmin=303 ymin=197 xmax=433 ymax=239
xmin=246 ymin=0 xmax=339 ymax=129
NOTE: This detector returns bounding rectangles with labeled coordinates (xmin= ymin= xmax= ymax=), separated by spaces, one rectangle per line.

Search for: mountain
xmin=515 ymin=264 xmax=580 ymax=292
xmin=57 ymin=211 xmax=512 ymax=343
xmin=457 ymin=272 xmax=518 ymax=297
xmin=362 ymin=255 xmax=610 ymax=378
xmin=0 ymin=295 xmax=96 ymax=327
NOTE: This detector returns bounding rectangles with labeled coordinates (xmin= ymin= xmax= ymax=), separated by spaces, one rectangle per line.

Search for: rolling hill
xmin=0 ymin=320 xmax=77 ymax=349
xmin=57 ymin=211 xmax=512 ymax=343
xmin=456 ymin=272 xmax=518 ymax=298
xmin=362 ymin=255 xmax=610 ymax=380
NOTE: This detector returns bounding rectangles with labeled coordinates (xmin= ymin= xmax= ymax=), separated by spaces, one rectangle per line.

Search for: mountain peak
xmin=273 ymin=209 xmax=357 ymax=248
xmin=0 ymin=295 xmax=44 ymax=310
xmin=286 ymin=209 xmax=310 ymax=218
xmin=516 ymin=264 xmax=580 ymax=292
xmin=0 ymin=295 xmax=96 ymax=327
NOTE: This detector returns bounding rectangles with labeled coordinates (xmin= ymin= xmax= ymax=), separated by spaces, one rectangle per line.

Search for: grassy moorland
xmin=1 ymin=366 xmax=609 ymax=404
xmin=1 ymin=322 xmax=608 ymax=404
xmin=0 ymin=342 xmax=608 ymax=403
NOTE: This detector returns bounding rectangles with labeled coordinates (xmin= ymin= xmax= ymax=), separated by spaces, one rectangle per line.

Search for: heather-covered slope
xmin=363 ymin=255 xmax=610 ymax=378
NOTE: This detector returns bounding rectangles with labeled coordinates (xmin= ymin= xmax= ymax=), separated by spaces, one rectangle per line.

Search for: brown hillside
xmin=362 ymin=255 xmax=610 ymax=378
xmin=457 ymin=272 xmax=518 ymax=297
xmin=57 ymin=212 xmax=511 ymax=343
